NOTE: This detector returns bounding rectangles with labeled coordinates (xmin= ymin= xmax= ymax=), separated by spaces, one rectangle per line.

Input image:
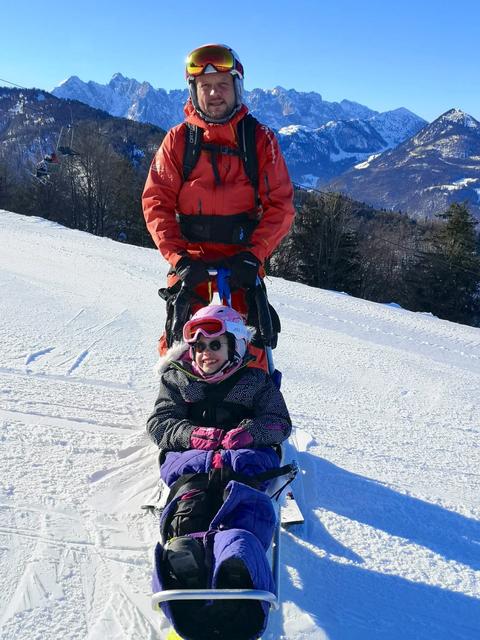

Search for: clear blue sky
xmin=3 ymin=0 xmax=480 ymax=122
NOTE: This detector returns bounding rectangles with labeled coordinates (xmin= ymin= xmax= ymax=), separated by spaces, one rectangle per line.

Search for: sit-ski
xmin=145 ymin=269 xmax=304 ymax=639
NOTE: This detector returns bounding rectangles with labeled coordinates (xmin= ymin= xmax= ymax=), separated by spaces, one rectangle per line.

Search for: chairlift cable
xmin=0 ymin=77 xmax=25 ymax=89
xmin=55 ymin=126 xmax=64 ymax=153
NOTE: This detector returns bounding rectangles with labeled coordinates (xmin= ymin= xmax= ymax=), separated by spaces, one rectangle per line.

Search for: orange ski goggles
xmin=185 ymin=44 xmax=244 ymax=79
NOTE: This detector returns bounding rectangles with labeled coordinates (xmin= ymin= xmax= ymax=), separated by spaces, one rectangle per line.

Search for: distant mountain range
xmin=52 ymin=74 xmax=427 ymax=186
xmin=53 ymin=74 xmax=187 ymax=131
xmin=3 ymin=77 xmax=480 ymax=222
xmin=52 ymin=73 xmax=382 ymax=130
xmin=326 ymin=108 xmax=480 ymax=219
xmin=276 ymin=108 xmax=424 ymax=186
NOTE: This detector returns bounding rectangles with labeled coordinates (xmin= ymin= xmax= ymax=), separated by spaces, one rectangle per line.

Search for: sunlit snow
xmin=354 ymin=153 xmax=382 ymax=170
xmin=1 ymin=210 xmax=479 ymax=640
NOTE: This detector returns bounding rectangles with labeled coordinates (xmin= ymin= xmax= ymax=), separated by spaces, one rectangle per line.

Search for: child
xmin=148 ymin=304 xmax=292 ymax=640
xmin=147 ymin=304 xmax=291 ymax=458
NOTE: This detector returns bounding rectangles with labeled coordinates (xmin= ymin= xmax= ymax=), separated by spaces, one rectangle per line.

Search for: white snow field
xmin=1 ymin=210 xmax=479 ymax=640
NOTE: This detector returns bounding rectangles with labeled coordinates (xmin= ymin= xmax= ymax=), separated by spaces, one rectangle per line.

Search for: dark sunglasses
xmin=194 ymin=339 xmax=225 ymax=353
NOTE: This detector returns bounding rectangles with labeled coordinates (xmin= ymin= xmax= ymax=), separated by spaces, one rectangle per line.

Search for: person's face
xmin=194 ymin=335 xmax=229 ymax=375
xmin=195 ymin=72 xmax=236 ymax=120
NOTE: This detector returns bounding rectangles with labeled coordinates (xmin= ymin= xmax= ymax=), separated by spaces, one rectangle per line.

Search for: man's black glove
xmin=227 ymin=252 xmax=260 ymax=290
xmin=174 ymin=257 xmax=210 ymax=289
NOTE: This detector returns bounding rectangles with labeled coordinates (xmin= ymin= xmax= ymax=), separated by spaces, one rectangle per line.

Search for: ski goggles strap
xmin=186 ymin=44 xmax=243 ymax=78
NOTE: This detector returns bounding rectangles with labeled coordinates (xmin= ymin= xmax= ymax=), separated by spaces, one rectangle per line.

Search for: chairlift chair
xmin=35 ymin=163 xmax=49 ymax=178
xmin=56 ymin=124 xmax=78 ymax=157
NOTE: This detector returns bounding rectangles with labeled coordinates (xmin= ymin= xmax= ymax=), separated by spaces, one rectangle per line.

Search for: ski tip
xmin=140 ymin=503 xmax=163 ymax=517
xmin=166 ymin=630 xmax=184 ymax=640
xmin=281 ymin=518 xmax=305 ymax=528
xmin=140 ymin=504 xmax=155 ymax=513
xmin=281 ymin=491 xmax=305 ymax=526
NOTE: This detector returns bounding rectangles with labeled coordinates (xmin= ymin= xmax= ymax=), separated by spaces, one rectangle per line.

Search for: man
xmin=142 ymin=44 xmax=295 ymax=366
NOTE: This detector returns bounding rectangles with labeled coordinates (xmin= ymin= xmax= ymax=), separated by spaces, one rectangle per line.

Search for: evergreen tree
xmin=356 ymin=213 xmax=422 ymax=304
xmin=406 ymin=202 xmax=480 ymax=324
xmin=271 ymin=191 xmax=361 ymax=295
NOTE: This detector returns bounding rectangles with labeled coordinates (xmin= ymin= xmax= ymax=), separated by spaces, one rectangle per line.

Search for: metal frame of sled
xmin=152 ymin=588 xmax=279 ymax=610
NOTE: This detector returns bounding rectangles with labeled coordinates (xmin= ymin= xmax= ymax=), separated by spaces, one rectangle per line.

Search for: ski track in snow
xmin=1 ymin=211 xmax=480 ymax=640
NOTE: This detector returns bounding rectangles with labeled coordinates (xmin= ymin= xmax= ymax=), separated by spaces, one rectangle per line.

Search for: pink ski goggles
xmin=183 ymin=317 xmax=227 ymax=343
xmin=183 ymin=317 xmax=250 ymax=344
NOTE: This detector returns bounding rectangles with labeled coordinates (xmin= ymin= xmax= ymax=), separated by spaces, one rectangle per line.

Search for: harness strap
xmin=182 ymin=114 xmax=260 ymax=195
xmin=175 ymin=212 xmax=258 ymax=245
xmin=201 ymin=142 xmax=242 ymax=157
xmin=166 ymin=462 xmax=297 ymax=506
xmin=238 ymin=115 xmax=260 ymax=206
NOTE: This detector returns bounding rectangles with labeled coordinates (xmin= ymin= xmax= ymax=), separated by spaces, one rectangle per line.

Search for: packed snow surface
xmin=1 ymin=210 xmax=479 ymax=640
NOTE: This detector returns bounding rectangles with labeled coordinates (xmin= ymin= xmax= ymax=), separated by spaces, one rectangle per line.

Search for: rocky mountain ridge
xmin=326 ymin=108 xmax=480 ymax=219
xmin=52 ymin=73 xmax=427 ymax=184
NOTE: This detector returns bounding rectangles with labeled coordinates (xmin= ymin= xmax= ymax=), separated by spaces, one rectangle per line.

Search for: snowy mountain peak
xmin=108 ymin=73 xmax=143 ymax=94
xmin=412 ymin=108 xmax=480 ymax=146
xmin=326 ymin=104 xmax=480 ymax=219
xmin=271 ymin=85 xmax=288 ymax=96
xmin=110 ymin=72 xmax=127 ymax=82
xmin=437 ymin=107 xmax=480 ymax=129
xmin=389 ymin=107 xmax=419 ymax=117
xmin=58 ymin=75 xmax=82 ymax=87
xmin=340 ymin=98 xmax=377 ymax=120
xmin=109 ymin=72 xmax=138 ymax=86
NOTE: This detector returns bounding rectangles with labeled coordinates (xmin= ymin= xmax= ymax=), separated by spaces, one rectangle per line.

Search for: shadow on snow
xmin=278 ymin=452 xmax=480 ymax=639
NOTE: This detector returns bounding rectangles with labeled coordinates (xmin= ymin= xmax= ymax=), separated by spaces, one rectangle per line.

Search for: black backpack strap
xmin=182 ymin=116 xmax=259 ymax=198
xmin=237 ymin=114 xmax=260 ymax=202
xmin=183 ymin=123 xmax=203 ymax=181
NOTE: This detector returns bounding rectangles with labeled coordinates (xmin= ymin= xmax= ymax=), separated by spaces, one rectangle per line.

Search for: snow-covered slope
xmin=1 ymin=211 xmax=479 ymax=640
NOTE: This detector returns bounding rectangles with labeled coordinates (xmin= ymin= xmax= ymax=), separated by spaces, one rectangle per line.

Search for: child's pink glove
xmin=221 ymin=426 xmax=254 ymax=450
xmin=190 ymin=427 xmax=224 ymax=450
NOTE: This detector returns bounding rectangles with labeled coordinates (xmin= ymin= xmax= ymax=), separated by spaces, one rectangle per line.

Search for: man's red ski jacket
xmin=142 ymin=101 xmax=295 ymax=269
